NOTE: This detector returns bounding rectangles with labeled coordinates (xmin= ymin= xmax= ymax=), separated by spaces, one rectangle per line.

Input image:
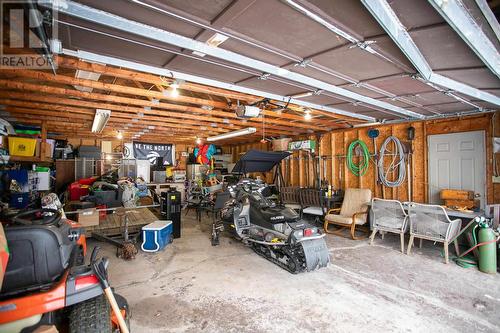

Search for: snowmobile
xmin=211 ymin=150 xmax=330 ymax=273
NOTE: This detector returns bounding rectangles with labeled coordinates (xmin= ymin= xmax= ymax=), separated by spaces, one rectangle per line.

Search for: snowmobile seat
xmin=1 ymin=223 xmax=74 ymax=295
xmin=258 ymin=205 xmax=299 ymax=224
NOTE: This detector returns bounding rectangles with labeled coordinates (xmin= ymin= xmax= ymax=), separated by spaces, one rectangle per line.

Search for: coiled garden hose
xmin=347 ymin=139 xmax=370 ymax=177
xmin=378 ymin=136 xmax=406 ymax=187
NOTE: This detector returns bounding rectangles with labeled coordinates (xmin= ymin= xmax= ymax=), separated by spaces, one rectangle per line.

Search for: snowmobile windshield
xmin=232 ymin=150 xmax=291 ymax=173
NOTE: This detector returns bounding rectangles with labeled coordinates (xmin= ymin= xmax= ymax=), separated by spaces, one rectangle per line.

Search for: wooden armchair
xmin=280 ymin=186 xmax=301 ymax=212
xmin=324 ymin=188 xmax=372 ymax=240
xmin=299 ymin=188 xmax=326 ymax=222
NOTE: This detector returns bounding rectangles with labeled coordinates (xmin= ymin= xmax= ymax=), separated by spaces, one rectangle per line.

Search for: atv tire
xmin=69 ymin=295 xmax=112 ymax=333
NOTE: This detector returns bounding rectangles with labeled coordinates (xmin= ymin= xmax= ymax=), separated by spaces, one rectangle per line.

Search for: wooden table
xmin=85 ymin=207 xmax=158 ymax=237
xmin=401 ymin=202 xmax=481 ymax=220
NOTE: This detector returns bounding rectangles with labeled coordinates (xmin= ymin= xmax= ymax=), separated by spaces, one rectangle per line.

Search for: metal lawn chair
xmin=407 ymin=203 xmax=462 ymax=264
xmin=369 ymin=198 xmax=408 ymax=253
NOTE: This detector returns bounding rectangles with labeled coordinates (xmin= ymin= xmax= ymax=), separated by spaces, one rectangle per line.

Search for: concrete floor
xmin=90 ymin=212 xmax=500 ymax=333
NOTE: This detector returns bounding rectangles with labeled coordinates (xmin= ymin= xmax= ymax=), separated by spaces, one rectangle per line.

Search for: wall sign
xmin=133 ymin=141 xmax=175 ymax=165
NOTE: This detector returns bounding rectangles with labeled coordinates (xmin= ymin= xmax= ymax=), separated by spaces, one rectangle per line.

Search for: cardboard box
xmin=77 ymin=208 xmax=99 ymax=227
xmin=272 ymin=138 xmax=291 ymax=151
xmin=0 ymin=223 xmax=9 ymax=290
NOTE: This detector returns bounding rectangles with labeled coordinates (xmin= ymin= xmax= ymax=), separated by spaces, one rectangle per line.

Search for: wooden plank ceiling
xmin=0 ymin=56 xmax=365 ymax=145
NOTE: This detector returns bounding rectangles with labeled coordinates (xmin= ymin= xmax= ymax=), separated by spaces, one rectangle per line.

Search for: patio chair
xmin=324 ymin=188 xmax=372 ymax=240
xmin=280 ymin=186 xmax=301 ymax=212
xmin=407 ymin=203 xmax=462 ymax=264
xmin=299 ymin=188 xmax=326 ymax=222
xmin=369 ymin=198 xmax=408 ymax=253
xmin=198 ymin=191 xmax=231 ymax=223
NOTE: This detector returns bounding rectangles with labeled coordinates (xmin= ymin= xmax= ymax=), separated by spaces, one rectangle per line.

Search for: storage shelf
xmin=9 ymin=155 xmax=53 ymax=163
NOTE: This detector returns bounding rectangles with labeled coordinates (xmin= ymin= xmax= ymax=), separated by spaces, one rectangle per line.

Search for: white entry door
xmin=428 ymin=131 xmax=486 ymax=208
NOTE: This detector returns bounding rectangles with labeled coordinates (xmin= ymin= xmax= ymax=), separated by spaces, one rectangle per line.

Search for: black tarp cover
xmin=232 ymin=150 xmax=291 ymax=173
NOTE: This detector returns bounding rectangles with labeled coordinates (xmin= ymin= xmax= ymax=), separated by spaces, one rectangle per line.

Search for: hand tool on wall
xmin=368 ymin=129 xmax=380 ymax=197
xmin=407 ymin=126 xmax=415 ymax=201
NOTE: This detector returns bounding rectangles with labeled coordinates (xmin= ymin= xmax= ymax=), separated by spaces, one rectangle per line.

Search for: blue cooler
xmin=141 ymin=220 xmax=173 ymax=252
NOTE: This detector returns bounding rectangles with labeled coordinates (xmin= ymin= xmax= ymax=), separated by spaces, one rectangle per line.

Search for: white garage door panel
xmin=428 ymin=131 xmax=485 ymax=209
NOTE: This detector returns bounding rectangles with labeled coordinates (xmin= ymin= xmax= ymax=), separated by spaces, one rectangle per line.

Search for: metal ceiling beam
xmin=59 ymin=18 xmax=367 ymax=119
xmin=428 ymin=0 xmax=500 ymax=79
xmin=161 ymin=0 xmax=258 ymax=67
xmin=284 ymin=0 xmax=415 ymax=73
xmin=62 ymin=49 xmax=375 ymax=122
xmin=46 ymin=0 xmax=423 ymax=120
xmin=361 ymin=0 xmax=500 ymax=107
xmin=130 ymin=0 xmax=429 ymax=116
xmin=475 ymin=0 xmax=500 ymax=41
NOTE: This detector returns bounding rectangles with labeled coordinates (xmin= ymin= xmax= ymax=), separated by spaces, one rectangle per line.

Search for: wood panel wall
xmin=226 ymin=113 xmax=499 ymax=204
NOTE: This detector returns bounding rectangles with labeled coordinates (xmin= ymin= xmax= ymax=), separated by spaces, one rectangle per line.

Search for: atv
xmin=0 ymin=208 xmax=130 ymax=332
xmin=211 ymin=150 xmax=330 ymax=274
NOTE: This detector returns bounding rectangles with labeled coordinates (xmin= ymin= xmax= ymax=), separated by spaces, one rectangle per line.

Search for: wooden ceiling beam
xmin=0 ymin=80 xmax=328 ymax=132
xmin=0 ymin=99 xmax=221 ymax=135
xmin=57 ymin=56 xmax=361 ymax=124
xmin=0 ymin=91 xmax=293 ymax=136
xmin=0 ymin=99 xmax=229 ymax=135
xmin=57 ymin=56 xmax=258 ymax=102
xmin=3 ymin=68 xmax=340 ymax=129
xmin=6 ymin=68 xmax=232 ymax=109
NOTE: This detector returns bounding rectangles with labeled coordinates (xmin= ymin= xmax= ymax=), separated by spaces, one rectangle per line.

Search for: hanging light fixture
xmin=207 ymin=127 xmax=257 ymax=141
xmin=91 ymin=109 xmax=111 ymax=133
xmin=116 ymin=131 xmax=123 ymax=140
xmin=304 ymin=109 xmax=312 ymax=121
xmin=260 ymin=113 xmax=267 ymax=143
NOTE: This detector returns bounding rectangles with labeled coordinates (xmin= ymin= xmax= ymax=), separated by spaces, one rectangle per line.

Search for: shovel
xmin=92 ymin=253 xmax=130 ymax=333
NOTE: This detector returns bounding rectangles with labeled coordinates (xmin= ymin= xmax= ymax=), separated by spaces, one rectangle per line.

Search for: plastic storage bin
xmin=8 ymin=137 xmax=36 ymax=157
xmin=141 ymin=220 xmax=173 ymax=252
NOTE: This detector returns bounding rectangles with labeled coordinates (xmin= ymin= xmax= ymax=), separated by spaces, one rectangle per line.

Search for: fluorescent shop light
xmin=207 ymin=127 xmax=257 ymax=142
xmin=91 ymin=109 xmax=111 ymax=133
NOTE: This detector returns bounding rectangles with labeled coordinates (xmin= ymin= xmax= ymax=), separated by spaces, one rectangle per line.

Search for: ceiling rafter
xmin=63 ymin=49 xmax=376 ymax=122
xmin=0 ymin=96 xmax=298 ymax=136
xmin=0 ymin=91 xmax=266 ymax=133
xmin=0 ymin=74 xmax=333 ymax=132
xmin=55 ymin=56 xmax=360 ymax=123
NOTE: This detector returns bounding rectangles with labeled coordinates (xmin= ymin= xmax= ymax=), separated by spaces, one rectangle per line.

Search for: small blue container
xmin=141 ymin=220 xmax=173 ymax=252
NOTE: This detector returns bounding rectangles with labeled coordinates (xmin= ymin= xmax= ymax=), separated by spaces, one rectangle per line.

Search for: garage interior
xmin=0 ymin=0 xmax=500 ymax=332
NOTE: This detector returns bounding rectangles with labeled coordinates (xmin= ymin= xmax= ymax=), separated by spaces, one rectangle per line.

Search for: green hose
xmin=347 ymin=139 xmax=370 ymax=177
xmin=445 ymin=225 xmax=479 ymax=269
